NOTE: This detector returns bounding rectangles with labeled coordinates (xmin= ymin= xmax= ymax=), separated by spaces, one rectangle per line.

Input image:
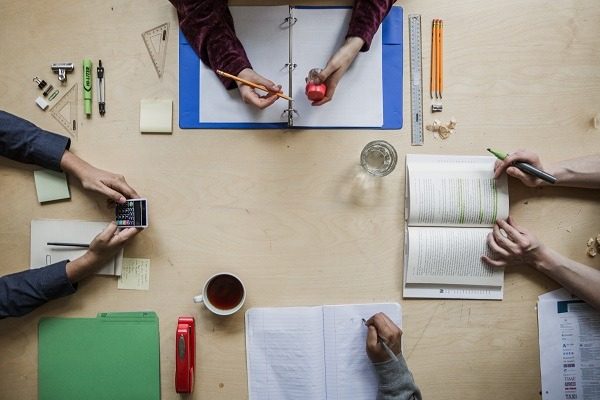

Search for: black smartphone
xmin=115 ymin=198 xmax=148 ymax=228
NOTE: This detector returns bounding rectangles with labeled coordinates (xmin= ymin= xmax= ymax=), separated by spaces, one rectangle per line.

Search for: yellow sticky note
xmin=140 ymin=99 xmax=172 ymax=133
xmin=117 ymin=258 xmax=150 ymax=290
xmin=33 ymin=169 xmax=70 ymax=203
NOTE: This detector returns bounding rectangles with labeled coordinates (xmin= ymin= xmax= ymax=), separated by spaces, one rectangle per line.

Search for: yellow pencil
xmin=438 ymin=20 xmax=444 ymax=99
xmin=430 ymin=19 xmax=437 ymax=99
xmin=216 ymin=69 xmax=293 ymax=101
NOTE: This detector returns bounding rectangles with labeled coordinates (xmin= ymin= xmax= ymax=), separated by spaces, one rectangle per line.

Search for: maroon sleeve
xmin=170 ymin=0 xmax=252 ymax=89
xmin=346 ymin=0 xmax=396 ymax=52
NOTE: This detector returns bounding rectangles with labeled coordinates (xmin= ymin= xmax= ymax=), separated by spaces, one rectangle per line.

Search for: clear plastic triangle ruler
xmin=142 ymin=22 xmax=169 ymax=78
xmin=50 ymin=83 xmax=78 ymax=138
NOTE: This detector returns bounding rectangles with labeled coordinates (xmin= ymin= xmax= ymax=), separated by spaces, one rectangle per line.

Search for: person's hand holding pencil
xmin=364 ymin=313 xmax=402 ymax=363
xmin=217 ymin=68 xmax=291 ymax=109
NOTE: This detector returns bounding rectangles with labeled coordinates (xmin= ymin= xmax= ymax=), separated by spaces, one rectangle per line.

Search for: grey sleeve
xmin=373 ymin=354 xmax=422 ymax=400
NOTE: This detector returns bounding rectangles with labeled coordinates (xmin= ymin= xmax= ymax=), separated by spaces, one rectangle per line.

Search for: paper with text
xmin=118 ymin=258 xmax=150 ymax=290
xmin=538 ymin=289 xmax=600 ymax=400
xmin=405 ymin=227 xmax=503 ymax=286
xmin=403 ymin=154 xmax=508 ymax=299
xmin=407 ymin=154 xmax=509 ymax=227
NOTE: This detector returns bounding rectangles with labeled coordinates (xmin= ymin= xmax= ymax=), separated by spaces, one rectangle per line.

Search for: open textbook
xmin=403 ymin=154 xmax=509 ymax=300
xmin=245 ymin=303 xmax=401 ymax=400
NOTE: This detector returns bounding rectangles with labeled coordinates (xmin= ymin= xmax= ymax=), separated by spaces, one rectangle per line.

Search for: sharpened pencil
xmin=438 ymin=20 xmax=444 ymax=99
xmin=430 ymin=19 xmax=437 ymax=99
xmin=216 ymin=69 xmax=293 ymax=101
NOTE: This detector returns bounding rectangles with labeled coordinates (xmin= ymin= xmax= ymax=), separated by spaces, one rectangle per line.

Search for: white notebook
xmin=30 ymin=219 xmax=124 ymax=276
xmin=245 ymin=303 xmax=401 ymax=400
xmin=403 ymin=154 xmax=509 ymax=300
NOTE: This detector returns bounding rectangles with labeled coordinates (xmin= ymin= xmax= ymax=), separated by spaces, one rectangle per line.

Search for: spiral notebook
xmin=179 ymin=6 xmax=403 ymax=129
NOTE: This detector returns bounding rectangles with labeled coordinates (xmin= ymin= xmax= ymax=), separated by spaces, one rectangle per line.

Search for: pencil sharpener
xmin=305 ymin=68 xmax=326 ymax=102
xmin=51 ymin=63 xmax=74 ymax=83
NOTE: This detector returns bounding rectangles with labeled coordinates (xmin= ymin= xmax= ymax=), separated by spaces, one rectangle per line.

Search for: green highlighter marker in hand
xmin=487 ymin=148 xmax=557 ymax=184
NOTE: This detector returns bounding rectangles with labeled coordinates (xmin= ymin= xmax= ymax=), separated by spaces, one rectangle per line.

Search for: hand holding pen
xmin=363 ymin=313 xmax=402 ymax=363
xmin=489 ymin=149 xmax=557 ymax=186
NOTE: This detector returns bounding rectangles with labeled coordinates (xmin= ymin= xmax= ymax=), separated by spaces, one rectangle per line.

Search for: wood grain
xmin=0 ymin=1 xmax=599 ymax=399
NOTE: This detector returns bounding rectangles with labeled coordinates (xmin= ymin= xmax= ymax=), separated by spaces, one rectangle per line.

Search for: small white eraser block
xmin=35 ymin=96 xmax=49 ymax=110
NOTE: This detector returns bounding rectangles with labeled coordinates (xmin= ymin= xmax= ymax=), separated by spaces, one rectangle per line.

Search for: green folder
xmin=38 ymin=311 xmax=160 ymax=400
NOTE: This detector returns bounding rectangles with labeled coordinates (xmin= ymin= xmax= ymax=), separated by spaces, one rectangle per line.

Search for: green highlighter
xmin=83 ymin=59 xmax=93 ymax=116
xmin=487 ymin=148 xmax=557 ymax=184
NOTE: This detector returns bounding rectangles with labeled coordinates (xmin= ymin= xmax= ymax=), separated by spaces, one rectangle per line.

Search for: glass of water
xmin=360 ymin=140 xmax=398 ymax=177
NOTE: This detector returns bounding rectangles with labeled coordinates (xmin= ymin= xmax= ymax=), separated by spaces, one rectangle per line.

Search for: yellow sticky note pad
xmin=118 ymin=258 xmax=150 ymax=290
xmin=140 ymin=99 xmax=172 ymax=133
xmin=33 ymin=169 xmax=70 ymax=203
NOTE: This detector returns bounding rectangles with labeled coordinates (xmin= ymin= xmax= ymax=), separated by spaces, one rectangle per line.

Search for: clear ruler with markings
xmin=50 ymin=83 xmax=78 ymax=138
xmin=408 ymin=14 xmax=424 ymax=146
xmin=142 ymin=23 xmax=169 ymax=78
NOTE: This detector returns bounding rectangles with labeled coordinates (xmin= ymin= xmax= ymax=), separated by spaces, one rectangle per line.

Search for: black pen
xmin=47 ymin=242 xmax=90 ymax=248
xmin=487 ymin=148 xmax=557 ymax=184
xmin=97 ymin=60 xmax=105 ymax=116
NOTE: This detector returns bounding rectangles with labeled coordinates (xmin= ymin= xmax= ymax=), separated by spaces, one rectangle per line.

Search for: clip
xmin=175 ymin=316 xmax=196 ymax=393
xmin=51 ymin=63 xmax=74 ymax=83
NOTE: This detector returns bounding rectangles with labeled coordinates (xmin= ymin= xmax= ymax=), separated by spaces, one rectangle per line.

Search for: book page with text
xmin=291 ymin=8 xmax=383 ymax=127
xmin=323 ymin=303 xmax=401 ymax=400
xmin=199 ymin=6 xmax=290 ymax=124
xmin=405 ymin=226 xmax=504 ymax=287
xmin=406 ymin=154 xmax=509 ymax=227
xmin=245 ymin=306 xmax=327 ymax=400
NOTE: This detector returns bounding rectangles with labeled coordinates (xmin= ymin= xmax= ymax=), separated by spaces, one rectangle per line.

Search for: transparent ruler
xmin=142 ymin=23 xmax=169 ymax=78
xmin=408 ymin=14 xmax=424 ymax=146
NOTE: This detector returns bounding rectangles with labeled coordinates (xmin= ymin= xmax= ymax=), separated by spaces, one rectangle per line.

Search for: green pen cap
xmin=487 ymin=148 xmax=508 ymax=160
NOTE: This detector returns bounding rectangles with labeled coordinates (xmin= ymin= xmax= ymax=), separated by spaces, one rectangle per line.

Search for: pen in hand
xmin=362 ymin=318 xmax=399 ymax=362
xmin=487 ymin=148 xmax=557 ymax=184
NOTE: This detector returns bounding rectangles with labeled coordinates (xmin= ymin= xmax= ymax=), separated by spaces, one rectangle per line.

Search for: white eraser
xmin=35 ymin=96 xmax=49 ymax=111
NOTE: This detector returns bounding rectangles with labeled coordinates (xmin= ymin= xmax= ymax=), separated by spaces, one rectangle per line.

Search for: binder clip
xmin=175 ymin=316 xmax=196 ymax=394
xmin=51 ymin=63 xmax=74 ymax=83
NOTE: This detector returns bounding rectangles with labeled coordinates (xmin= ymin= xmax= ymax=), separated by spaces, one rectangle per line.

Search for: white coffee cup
xmin=193 ymin=272 xmax=246 ymax=316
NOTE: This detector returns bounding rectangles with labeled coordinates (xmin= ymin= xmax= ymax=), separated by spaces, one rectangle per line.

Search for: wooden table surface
xmin=1 ymin=1 xmax=599 ymax=399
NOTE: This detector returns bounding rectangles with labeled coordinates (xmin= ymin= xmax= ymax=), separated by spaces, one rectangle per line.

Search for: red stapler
xmin=175 ymin=316 xmax=195 ymax=393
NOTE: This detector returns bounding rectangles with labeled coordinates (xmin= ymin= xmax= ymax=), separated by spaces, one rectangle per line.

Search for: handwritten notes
xmin=118 ymin=258 xmax=150 ymax=290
